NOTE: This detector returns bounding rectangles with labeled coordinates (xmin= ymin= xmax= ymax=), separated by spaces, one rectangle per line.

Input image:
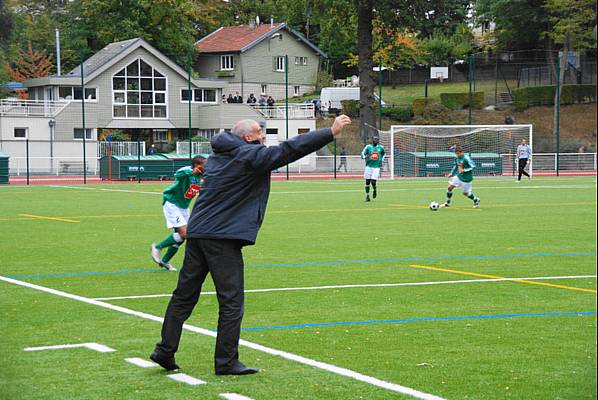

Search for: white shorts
xmin=163 ymin=201 xmax=189 ymax=229
xmin=364 ymin=167 xmax=381 ymax=180
xmin=448 ymin=175 xmax=473 ymax=194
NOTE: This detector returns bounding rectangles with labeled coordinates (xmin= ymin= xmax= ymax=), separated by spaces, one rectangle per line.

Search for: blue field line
xmin=235 ymin=311 xmax=597 ymax=332
xmin=6 ymin=269 xmax=168 ymax=279
xmin=5 ymin=251 xmax=596 ymax=279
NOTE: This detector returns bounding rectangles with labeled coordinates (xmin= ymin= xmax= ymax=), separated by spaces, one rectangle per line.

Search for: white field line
xmin=24 ymin=342 xmax=116 ymax=353
xmin=125 ymin=357 xmax=158 ymax=368
xmin=0 ymin=275 xmax=445 ymax=400
xmin=92 ymin=275 xmax=597 ymax=301
xmin=167 ymin=373 xmax=206 ymax=385
xmin=47 ymin=184 xmax=595 ymax=196
xmin=220 ymin=393 xmax=254 ymax=400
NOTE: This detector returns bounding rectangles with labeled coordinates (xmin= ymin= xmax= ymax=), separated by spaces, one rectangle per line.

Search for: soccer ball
xmin=429 ymin=201 xmax=440 ymax=211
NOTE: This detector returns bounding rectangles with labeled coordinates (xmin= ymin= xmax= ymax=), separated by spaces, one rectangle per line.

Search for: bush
xmin=412 ymin=101 xmax=460 ymax=125
xmin=340 ymin=100 xmax=359 ymax=117
xmin=412 ymin=98 xmax=434 ymax=115
xmin=316 ymin=70 xmax=334 ymax=91
xmin=511 ymin=84 xmax=596 ymax=111
xmin=440 ymin=92 xmax=484 ymax=110
xmin=382 ymin=105 xmax=413 ymax=122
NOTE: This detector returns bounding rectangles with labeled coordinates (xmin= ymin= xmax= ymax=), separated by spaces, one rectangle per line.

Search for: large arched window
xmin=112 ymin=58 xmax=167 ymax=119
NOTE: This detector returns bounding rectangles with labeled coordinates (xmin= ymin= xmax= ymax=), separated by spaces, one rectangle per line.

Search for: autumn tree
xmin=6 ymin=42 xmax=53 ymax=81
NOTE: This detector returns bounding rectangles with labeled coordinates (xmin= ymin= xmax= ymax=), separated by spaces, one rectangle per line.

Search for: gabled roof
xmin=67 ymin=38 xmax=141 ymax=78
xmin=196 ymin=23 xmax=327 ymax=57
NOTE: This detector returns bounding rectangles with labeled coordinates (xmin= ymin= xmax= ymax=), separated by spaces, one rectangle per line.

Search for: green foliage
xmin=544 ymin=0 xmax=597 ymax=50
xmin=412 ymin=97 xmax=434 ymax=115
xmin=340 ymin=100 xmax=359 ymax=117
xmin=412 ymin=100 xmax=460 ymax=124
xmin=315 ymin=69 xmax=334 ymax=92
xmin=381 ymin=105 xmax=413 ymax=122
xmin=440 ymin=92 xmax=484 ymax=110
xmin=192 ymin=135 xmax=210 ymax=142
xmin=512 ymin=84 xmax=597 ymax=110
xmin=421 ymin=29 xmax=472 ymax=66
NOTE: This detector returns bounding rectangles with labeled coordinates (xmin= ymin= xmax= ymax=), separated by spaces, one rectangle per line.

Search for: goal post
xmin=386 ymin=125 xmax=533 ymax=179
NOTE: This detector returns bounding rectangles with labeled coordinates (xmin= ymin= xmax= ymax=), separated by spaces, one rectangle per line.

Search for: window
xmin=14 ymin=127 xmax=28 ymax=138
xmin=275 ymin=56 xmax=285 ymax=72
xmin=112 ymin=58 xmax=167 ymax=119
xmin=295 ymin=57 xmax=308 ymax=66
xmin=261 ymin=84 xmax=267 ymax=95
xmin=153 ymin=130 xmax=168 ymax=143
xmin=180 ymin=89 xmax=218 ymax=104
xmin=74 ymin=128 xmax=94 ymax=140
xmin=221 ymin=55 xmax=234 ymax=71
xmin=294 ymin=85 xmax=300 ymax=96
xmin=58 ymin=87 xmax=97 ymax=101
xmin=197 ymin=129 xmax=219 ymax=140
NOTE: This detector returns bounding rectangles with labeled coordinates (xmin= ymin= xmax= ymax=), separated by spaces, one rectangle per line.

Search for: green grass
xmin=1 ymin=176 xmax=596 ymax=399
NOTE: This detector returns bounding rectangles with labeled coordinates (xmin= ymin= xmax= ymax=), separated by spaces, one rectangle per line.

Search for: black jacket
xmin=187 ymin=128 xmax=334 ymax=245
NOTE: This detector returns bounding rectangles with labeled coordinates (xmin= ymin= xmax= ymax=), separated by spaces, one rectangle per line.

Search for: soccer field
xmin=1 ymin=176 xmax=596 ymax=400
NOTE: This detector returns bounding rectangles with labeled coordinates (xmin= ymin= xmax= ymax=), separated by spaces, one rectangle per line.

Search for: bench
xmin=59 ymin=161 xmax=88 ymax=174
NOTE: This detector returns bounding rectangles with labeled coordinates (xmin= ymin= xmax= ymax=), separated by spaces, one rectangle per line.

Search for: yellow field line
xmin=409 ymin=264 xmax=596 ymax=294
xmin=18 ymin=214 xmax=80 ymax=223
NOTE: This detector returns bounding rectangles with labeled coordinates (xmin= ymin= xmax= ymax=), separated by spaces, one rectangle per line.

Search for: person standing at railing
xmin=246 ymin=93 xmax=257 ymax=104
xmin=266 ymin=95 xmax=275 ymax=108
xmin=516 ymin=138 xmax=532 ymax=181
xmin=337 ymin=146 xmax=347 ymax=172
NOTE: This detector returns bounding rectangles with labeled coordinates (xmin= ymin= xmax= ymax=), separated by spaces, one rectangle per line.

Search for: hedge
xmin=412 ymin=98 xmax=434 ymax=115
xmin=440 ymin=92 xmax=485 ymax=110
xmin=381 ymin=105 xmax=413 ymax=122
xmin=511 ymin=84 xmax=596 ymax=111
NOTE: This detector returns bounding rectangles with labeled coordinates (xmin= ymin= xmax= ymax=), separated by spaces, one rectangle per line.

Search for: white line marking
xmin=220 ymin=394 xmax=254 ymax=400
xmin=167 ymin=373 xmax=206 ymax=385
xmin=1 ymin=275 xmax=444 ymax=400
xmin=24 ymin=342 xmax=116 ymax=353
xmin=125 ymin=357 xmax=158 ymax=368
xmin=92 ymin=275 xmax=597 ymax=301
xmin=47 ymin=184 xmax=595 ymax=196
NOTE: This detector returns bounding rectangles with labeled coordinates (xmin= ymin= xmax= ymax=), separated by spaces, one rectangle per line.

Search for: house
xmin=195 ymin=22 xmax=327 ymax=101
xmin=0 ymin=37 xmax=318 ymax=175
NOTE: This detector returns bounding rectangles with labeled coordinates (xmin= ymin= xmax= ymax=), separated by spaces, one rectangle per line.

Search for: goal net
xmin=386 ymin=125 xmax=533 ymax=179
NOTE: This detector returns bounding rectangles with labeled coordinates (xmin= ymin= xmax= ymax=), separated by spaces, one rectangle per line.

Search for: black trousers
xmin=155 ymin=238 xmax=245 ymax=372
xmin=518 ymin=158 xmax=530 ymax=180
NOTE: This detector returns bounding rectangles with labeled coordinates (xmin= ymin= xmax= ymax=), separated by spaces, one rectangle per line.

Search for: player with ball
xmin=443 ymin=145 xmax=480 ymax=209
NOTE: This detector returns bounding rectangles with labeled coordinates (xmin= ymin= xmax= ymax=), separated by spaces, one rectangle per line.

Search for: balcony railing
xmin=0 ymin=99 xmax=71 ymax=117
xmin=251 ymin=104 xmax=315 ymax=119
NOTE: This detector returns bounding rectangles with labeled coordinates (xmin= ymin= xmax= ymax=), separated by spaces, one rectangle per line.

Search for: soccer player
xmin=151 ymin=156 xmax=206 ymax=271
xmin=444 ymin=145 xmax=480 ymax=208
xmin=516 ymin=138 xmax=532 ymax=181
xmin=361 ymin=136 xmax=385 ymax=202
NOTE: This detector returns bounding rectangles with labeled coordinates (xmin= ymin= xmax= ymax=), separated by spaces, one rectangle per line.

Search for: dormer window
xmin=112 ymin=58 xmax=167 ymax=118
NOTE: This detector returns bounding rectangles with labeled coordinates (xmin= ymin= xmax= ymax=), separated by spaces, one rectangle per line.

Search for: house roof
xmin=196 ymin=23 xmax=327 ymax=57
xmin=25 ymin=38 xmax=227 ymax=89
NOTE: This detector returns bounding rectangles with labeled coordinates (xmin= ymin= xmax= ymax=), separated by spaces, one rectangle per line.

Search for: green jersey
xmin=361 ymin=144 xmax=385 ymax=168
xmin=450 ymin=154 xmax=476 ymax=183
xmin=162 ymin=166 xmax=203 ymax=209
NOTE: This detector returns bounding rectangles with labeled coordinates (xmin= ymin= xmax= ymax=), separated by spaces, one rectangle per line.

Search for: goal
xmin=384 ymin=125 xmax=533 ymax=179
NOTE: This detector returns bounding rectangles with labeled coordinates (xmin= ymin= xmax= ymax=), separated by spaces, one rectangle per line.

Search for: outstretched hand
xmin=331 ymin=115 xmax=352 ymax=137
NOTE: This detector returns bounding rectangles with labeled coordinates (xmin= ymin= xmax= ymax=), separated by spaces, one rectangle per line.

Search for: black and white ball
xmin=429 ymin=201 xmax=440 ymax=211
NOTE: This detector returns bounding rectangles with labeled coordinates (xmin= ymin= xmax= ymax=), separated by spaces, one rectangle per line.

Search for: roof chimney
xmin=270 ymin=17 xmax=273 ymax=27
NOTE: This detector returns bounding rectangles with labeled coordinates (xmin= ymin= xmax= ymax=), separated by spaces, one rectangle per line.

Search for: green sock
xmin=161 ymin=244 xmax=180 ymax=263
xmin=446 ymin=191 xmax=453 ymax=203
xmin=365 ymin=186 xmax=370 ymax=194
xmin=156 ymin=234 xmax=177 ymax=249
xmin=468 ymin=193 xmax=475 ymax=200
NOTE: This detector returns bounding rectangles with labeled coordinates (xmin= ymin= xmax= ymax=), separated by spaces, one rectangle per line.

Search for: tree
xmin=357 ymin=0 xmax=375 ymax=139
xmin=544 ymin=0 xmax=596 ymax=150
xmin=6 ymin=41 xmax=53 ymax=81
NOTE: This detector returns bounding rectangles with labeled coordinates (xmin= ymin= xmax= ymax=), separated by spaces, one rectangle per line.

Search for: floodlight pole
xmin=468 ymin=54 xmax=473 ymax=125
xmin=555 ymin=54 xmax=561 ymax=176
xmin=378 ymin=58 xmax=382 ymax=130
xmin=80 ymin=50 xmax=87 ymax=184
xmin=285 ymin=55 xmax=289 ymax=180
xmin=188 ymin=66 xmax=192 ymax=161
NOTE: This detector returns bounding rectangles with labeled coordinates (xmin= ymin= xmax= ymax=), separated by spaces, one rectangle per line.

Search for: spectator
xmin=226 ymin=94 xmax=234 ymax=103
xmin=148 ymin=144 xmax=157 ymax=155
xmin=247 ymin=94 xmax=257 ymax=104
xmin=267 ymin=96 xmax=275 ymax=107
xmin=234 ymin=92 xmax=243 ymax=103
xmin=337 ymin=147 xmax=347 ymax=172
xmin=258 ymin=95 xmax=266 ymax=108
xmin=504 ymin=115 xmax=515 ymax=125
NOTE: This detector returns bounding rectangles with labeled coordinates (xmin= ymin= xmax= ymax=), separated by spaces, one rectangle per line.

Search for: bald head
xmin=232 ymin=119 xmax=264 ymax=145
xmin=232 ymin=119 xmax=260 ymax=138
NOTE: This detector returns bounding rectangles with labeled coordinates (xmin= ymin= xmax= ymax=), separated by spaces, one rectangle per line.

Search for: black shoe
xmin=215 ymin=361 xmax=259 ymax=376
xmin=365 ymin=195 xmax=370 ymax=202
xmin=150 ymin=350 xmax=180 ymax=371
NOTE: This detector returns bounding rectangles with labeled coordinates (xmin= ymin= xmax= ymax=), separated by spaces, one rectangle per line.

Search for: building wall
xmin=196 ymin=28 xmax=321 ymax=99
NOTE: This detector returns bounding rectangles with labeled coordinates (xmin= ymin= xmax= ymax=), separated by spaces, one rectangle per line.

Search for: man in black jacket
xmin=150 ymin=115 xmax=352 ymax=375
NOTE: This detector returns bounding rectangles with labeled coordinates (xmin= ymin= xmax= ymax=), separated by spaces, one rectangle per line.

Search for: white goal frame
xmin=387 ymin=124 xmax=533 ymax=179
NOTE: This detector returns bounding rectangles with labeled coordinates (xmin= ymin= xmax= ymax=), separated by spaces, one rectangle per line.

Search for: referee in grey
xmin=516 ymin=138 xmax=532 ymax=181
